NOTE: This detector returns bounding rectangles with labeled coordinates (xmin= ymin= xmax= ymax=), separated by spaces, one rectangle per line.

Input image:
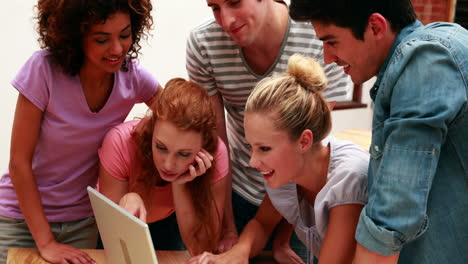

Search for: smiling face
xmin=245 ymin=112 xmax=305 ymax=189
xmin=82 ymin=11 xmax=133 ymax=75
xmin=152 ymin=119 xmax=203 ymax=182
xmin=207 ymin=0 xmax=268 ymax=47
xmin=312 ymin=21 xmax=383 ymax=84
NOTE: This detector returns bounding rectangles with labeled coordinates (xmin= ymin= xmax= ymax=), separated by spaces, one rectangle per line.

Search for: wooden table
xmin=332 ymin=129 xmax=371 ymax=151
xmin=7 ymin=248 xmax=278 ymax=264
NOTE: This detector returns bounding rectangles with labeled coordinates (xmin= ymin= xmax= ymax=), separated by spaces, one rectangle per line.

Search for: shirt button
xmin=374 ymin=145 xmax=379 ymax=152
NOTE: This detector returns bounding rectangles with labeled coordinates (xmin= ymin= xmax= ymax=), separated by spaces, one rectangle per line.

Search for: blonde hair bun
xmin=287 ymin=54 xmax=328 ymax=93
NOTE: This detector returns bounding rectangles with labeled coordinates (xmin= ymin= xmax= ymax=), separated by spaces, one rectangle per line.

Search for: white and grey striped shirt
xmin=186 ymin=18 xmax=352 ymax=206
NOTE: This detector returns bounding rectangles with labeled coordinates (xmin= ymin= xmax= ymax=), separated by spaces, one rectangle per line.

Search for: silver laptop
xmin=87 ymin=186 xmax=158 ymax=264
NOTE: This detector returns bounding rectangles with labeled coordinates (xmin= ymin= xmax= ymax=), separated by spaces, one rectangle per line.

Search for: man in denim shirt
xmin=290 ymin=0 xmax=468 ymax=263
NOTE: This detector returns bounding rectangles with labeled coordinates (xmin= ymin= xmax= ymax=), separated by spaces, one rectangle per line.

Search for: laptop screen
xmin=87 ymin=187 xmax=158 ymax=264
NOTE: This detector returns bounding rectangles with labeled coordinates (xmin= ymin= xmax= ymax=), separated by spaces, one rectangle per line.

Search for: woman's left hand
xmin=174 ymin=148 xmax=213 ymax=185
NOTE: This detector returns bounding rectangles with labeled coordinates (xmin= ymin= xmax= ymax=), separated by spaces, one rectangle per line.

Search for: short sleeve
xmin=185 ymin=27 xmax=218 ymax=96
xmin=211 ymin=137 xmax=229 ymax=183
xmin=11 ymin=50 xmax=52 ymax=111
xmin=131 ymin=61 xmax=159 ymax=103
xmin=327 ymin=169 xmax=367 ymax=208
xmin=265 ymin=182 xmax=301 ymax=226
xmin=98 ymin=122 xmax=137 ymax=181
xmin=323 ymin=141 xmax=369 ymax=208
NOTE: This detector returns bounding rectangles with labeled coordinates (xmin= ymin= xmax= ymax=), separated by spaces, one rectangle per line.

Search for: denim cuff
xmin=355 ymin=211 xmax=403 ymax=256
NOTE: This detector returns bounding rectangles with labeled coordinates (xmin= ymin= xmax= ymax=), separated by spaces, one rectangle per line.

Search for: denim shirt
xmin=355 ymin=21 xmax=468 ymax=263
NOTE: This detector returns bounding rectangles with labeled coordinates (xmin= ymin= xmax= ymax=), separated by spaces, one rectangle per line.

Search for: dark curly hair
xmin=132 ymin=78 xmax=221 ymax=254
xmin=36 ymin=0 xmax=153 ymax=75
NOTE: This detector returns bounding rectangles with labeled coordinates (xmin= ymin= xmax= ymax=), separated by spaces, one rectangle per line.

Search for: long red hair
xmin=131 ymin=78 xmax=219 ymax=253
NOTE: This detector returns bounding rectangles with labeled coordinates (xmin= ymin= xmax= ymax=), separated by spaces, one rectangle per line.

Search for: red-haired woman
xmin=0 ymin=1 xmax=158 ymax=263
xmin=98 ymin=78 xmax=229 ymax=255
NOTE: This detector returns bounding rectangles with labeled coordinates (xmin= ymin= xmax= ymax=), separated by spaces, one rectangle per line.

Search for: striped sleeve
xmin=322 ymin=61 xmax=353 ymax=102
xmin=186 ymin=24 xmax=218 ymax=95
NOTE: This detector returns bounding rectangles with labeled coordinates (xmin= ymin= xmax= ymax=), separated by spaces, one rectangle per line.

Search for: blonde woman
xmin=189 ymin=54 xmax=369 ymax=264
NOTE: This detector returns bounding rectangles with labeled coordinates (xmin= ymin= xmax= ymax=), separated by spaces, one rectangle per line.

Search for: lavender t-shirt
xmin=0 ymin=50 xmax=158 ymax=222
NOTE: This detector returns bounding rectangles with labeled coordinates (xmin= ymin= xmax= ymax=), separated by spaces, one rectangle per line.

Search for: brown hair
xmin=245 ymin=54 xmax=332 ymax=144
xmin=132 ymin=78 xmax=220 ymax=253
xmin=36 ymin=0 xmax=153 ymax=75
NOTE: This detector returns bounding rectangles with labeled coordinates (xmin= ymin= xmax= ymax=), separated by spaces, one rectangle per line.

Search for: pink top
xmin=0 ymin=50 xmax=158 ymax=222
xmin=98 ymin=120 xmax=229 ymax=223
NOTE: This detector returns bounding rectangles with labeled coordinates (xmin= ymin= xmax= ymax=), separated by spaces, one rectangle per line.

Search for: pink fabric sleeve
xmin=212 ymin=137 xmax=229 ymax=183
xmin=98 ymin=122 xmax=137 ymax=181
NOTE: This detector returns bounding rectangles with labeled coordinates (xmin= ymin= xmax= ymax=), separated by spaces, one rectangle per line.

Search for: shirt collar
xmin=370 ymin=20 xmax=423 ymax=98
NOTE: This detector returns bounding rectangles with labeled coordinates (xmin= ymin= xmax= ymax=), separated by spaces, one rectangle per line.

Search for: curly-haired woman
xmin=99 ymin=78 xmax=229 ymax=256
xmin=0 ymin=1 xmax=159 ymax=263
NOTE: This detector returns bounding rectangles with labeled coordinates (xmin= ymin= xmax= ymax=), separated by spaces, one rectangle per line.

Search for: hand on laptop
xmin=39 ymin=239 xmax=96 ymax=264
xmin=119 ymin=192 xmax=147 ymax=222
xmin=174 ymin=148 xmax=214 ymax=185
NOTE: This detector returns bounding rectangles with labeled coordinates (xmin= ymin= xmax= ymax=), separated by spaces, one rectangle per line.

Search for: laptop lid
xmin=87 ymin=187 xmax=158 ymax=264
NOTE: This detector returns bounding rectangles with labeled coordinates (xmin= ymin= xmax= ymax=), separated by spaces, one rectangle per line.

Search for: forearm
xmin=172 ymin=183 xmax=218 ymax=254
xmin=98 ymin=163 xmax=129 ymax=204
xmin=7 ymin=94 xmax=63 ymax=255
xmin=222 ymin=174 xmax=236 ymax=235
xmin=9 ymin=163 xmax=54 ymax=248
xmin=273 ymin=218 xmax=294 ymax=246
xmin=354 ymin=242 xmax=399 ymax=264
xmin=214 ymin=95 xmax=236 ymax=236
xmin=237 ymin=219 xmax=271 ymax=258
xmin=317 ymin=204 xmax=364 ymax=264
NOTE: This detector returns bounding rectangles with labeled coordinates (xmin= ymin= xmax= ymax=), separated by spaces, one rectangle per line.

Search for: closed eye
xmin=178 ymin=152 xmax=191 ymax=158
xmin=326 ymin=41 xmax=337 ymax=47
xmin=95 ymin=38 xmax=108 ymax=44
xmin=228 ymin=0 xmax=241 ymax=7
xmin=156 ymin=144 xmax=167 ymax=151
xmin=259 ymin=146 xmax=271 ymax=152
